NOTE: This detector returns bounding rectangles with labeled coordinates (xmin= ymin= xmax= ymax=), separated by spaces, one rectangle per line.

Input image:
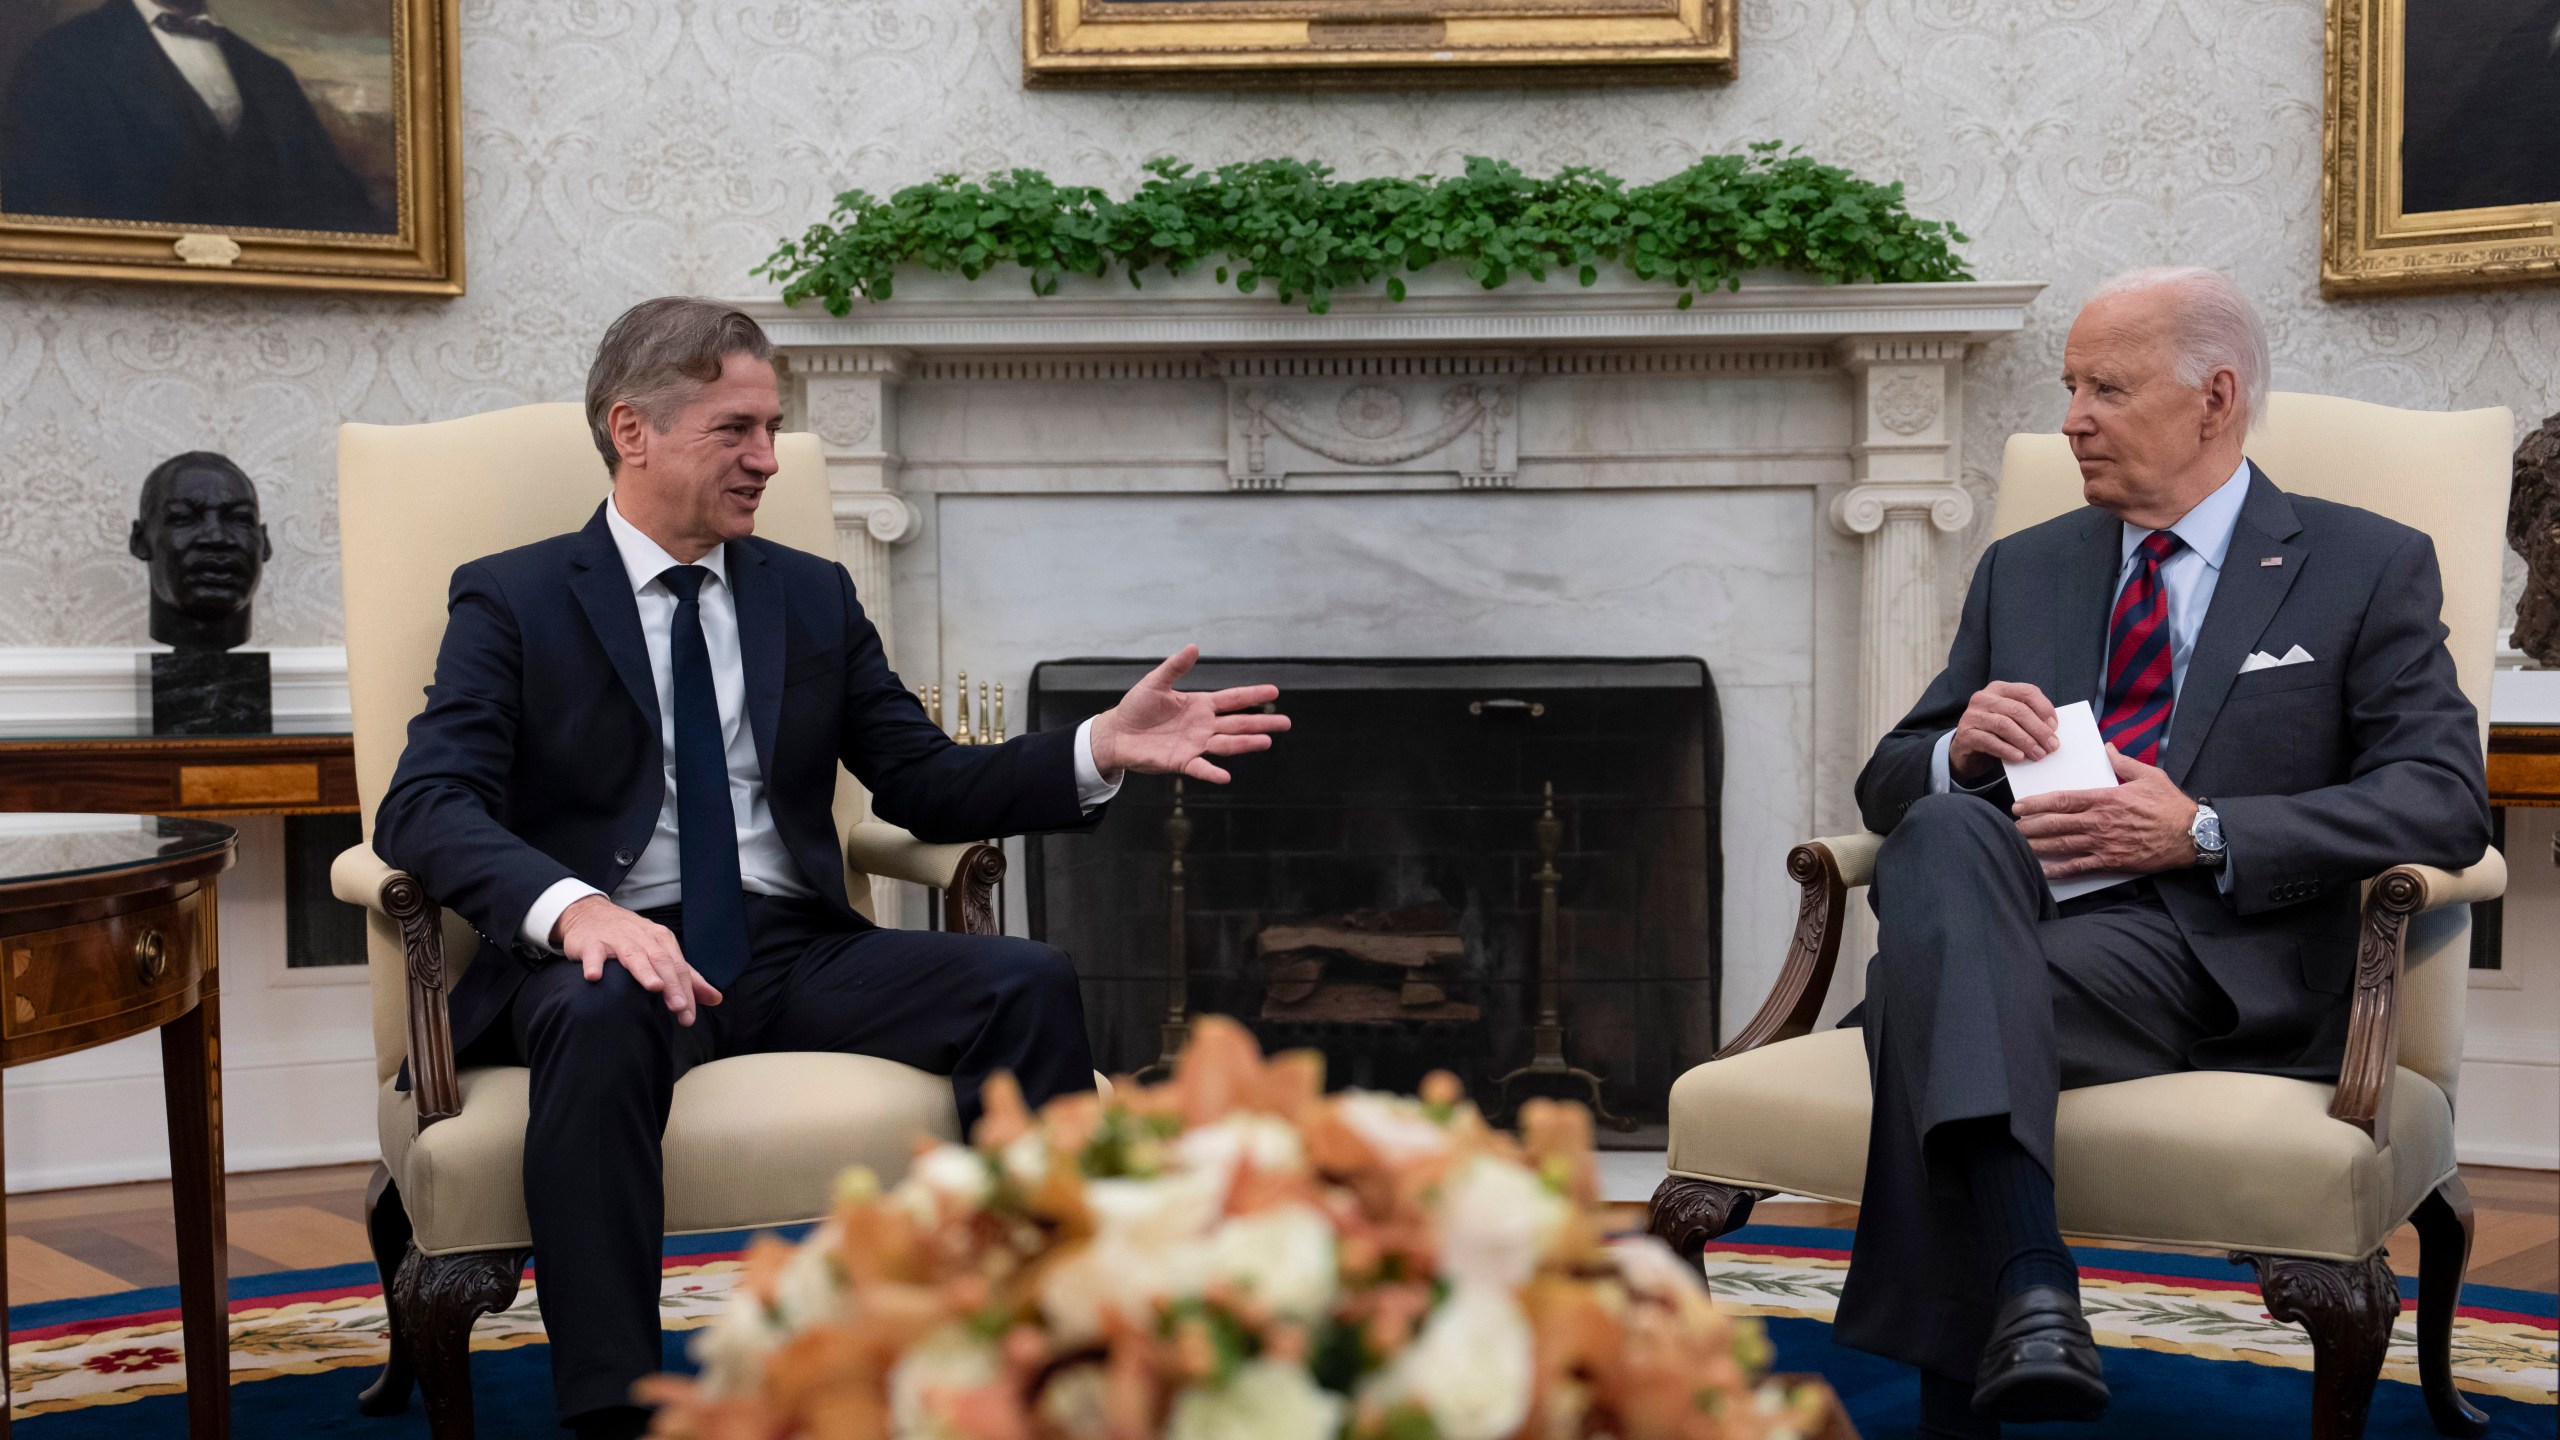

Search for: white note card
xmin=2001 ymin=700 xmax=2134 ymax=902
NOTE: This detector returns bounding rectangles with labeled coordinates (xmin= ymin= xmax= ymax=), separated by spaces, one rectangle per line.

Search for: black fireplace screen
xmin=1026 ymin=657 xmax=1719 ymax=1139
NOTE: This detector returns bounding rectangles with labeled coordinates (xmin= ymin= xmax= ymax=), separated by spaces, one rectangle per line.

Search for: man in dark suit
xmin=1 ymin=0 xmax=383 ymax=232
xmin=1835 ymin=268 xmax=2490 ymax=1437
xmin=373 ymin=298 xmax=1290 ymax=1439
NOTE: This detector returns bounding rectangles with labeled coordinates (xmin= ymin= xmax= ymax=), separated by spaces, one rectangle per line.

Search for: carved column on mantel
xmin=1829 ymin=338 xmax=1975 ymax=753
xmin=791 ymin=347 xmax=919 ymax=663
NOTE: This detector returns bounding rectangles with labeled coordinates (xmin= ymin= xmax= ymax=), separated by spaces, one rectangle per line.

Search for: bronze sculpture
xmin=131 ymin=451 xmax=272 ymax=732
xmin=2512 ymin=413 xmax=2560 ymax=667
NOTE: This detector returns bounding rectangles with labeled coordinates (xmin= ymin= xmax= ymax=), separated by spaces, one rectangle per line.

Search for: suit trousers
xmin=462 ymin=894 xmax=1096 ymax=1422
xmin=1830 ymin=793 xmax=2234 ymax=1380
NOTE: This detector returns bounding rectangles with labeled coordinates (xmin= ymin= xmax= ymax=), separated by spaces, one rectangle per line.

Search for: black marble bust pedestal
xmin=151 ymin=651 xmax=271 ymax=735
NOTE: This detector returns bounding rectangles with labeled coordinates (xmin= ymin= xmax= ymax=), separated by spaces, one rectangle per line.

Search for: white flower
xmin=690 ymin=1228 xmax=851 ymax=1397
xmin=1001 ymin=1128 xmax=1052 ymax=1192
xmin=1204 ymin=1203 xmax=1337 ymax=1321
xmin=1039 ymin=1168 xmax=1228 ymax=1343
xmin=1335 ymin=1092 xmax=1450 ymax=1162
xmin=1364 ymin=1285 xmax=1534 ymax=1440
xmin=1037 ymin=1364 xmax=1111 ymax=1440
xmin=891 ymin=1143 xmax=995 ymax=1226
xmin=1431 ymin=1154 xmax=1567 ymax=1291
xmin=887 ymin=1323 xmax=1002 ymax=1440
xmin=688 ymin=1290 xmax=781 ymax=1399
xmin=1607 ymin=1234 xmax=1710 ymax=1306
xmin=1167 ymin=1360 xmax=1344 ymax=1440
xmin=1176 ymin=1114 xmax=1307 ymax=1181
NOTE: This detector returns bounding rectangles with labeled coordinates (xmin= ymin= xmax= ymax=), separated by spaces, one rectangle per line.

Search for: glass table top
xmin=0 ymin=815 xmax=236 ymax=886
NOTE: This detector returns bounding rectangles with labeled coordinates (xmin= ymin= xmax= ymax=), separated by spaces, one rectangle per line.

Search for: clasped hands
xmin=1948 ymin=680 xmax=2200 ymax=880
xmin=552 ymin=644 xmax=1291 ymax=1023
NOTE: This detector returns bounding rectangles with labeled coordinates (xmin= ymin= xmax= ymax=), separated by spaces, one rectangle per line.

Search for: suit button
xmin=614 ymin=849 xmax=636 ymax=866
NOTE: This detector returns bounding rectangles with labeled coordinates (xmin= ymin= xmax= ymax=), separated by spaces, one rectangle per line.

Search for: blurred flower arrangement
xmin=644 ymin=1018 xmax=1828 ymax=1440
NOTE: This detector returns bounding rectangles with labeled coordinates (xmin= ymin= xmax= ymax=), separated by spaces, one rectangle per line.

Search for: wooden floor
xmin=5 ymin=1161 xmax=2553 ymax=1306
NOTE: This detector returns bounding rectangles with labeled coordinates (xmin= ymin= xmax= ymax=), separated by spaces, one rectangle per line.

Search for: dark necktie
xmin=151 ymin=1 xmax=222 ymax=39
xmin=658 ymin=565 xmax=749 ymax=989
xmin=2099 ymin=531 xmax=2184 ymax=765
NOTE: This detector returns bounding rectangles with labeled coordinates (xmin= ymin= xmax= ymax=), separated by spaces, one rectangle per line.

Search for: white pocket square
xmin=2239 ymin=644 xmax=2314 ymax=674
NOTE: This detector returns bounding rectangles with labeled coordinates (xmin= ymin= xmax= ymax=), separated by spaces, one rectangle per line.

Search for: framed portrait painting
xmin=2324 ymin=0 xmax=2560 ymax=296
xmin=0 ymin=0 xmax=460 ymax=295
xmin=1022 ymin=0 xmax=1735 ymax=88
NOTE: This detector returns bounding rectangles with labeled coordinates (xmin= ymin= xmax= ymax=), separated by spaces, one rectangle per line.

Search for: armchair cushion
xmin=1665 ymin=1027 xmax=2456 ymax=1262
xmin=381 ymin=1053 xmax=961 ymax=1255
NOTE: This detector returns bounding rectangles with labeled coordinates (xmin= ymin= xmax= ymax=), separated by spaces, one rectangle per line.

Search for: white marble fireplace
xmin=748 ymin=270 xmax=2042 ymax=1036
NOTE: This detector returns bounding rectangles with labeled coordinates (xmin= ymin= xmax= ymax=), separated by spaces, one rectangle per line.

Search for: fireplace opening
xmin=1025 ymin=657 xmax=1720 ymax=1142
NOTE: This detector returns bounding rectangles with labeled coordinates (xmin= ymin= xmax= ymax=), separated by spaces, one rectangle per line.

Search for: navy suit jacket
xmin=375 ymin=504 xmax=1097 ymax=1059
xmin=1855 ymin=467 xmax=2491 ymax=1076
xmin=0 ymin=0 xmax=383 ymax=232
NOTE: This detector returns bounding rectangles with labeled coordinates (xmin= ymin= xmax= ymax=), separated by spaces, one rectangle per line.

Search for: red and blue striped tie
xmin=2100 ymin=531 xmax=2184 ymax=765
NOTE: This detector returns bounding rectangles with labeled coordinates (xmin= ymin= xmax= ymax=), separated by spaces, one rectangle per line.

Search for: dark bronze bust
xmin=2513 ymin=413 xmax=2560 ymax=667
xmin=129 ymin=451 xmax=271 ymax=652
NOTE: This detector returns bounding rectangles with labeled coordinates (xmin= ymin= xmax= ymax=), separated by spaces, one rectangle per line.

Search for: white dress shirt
xmin=133 ymin=0 xmax=242 ymax=134
xmin=521 ymin=498 xmax=1122 ymax=951
xmin=1927 ymin=460 xmax=2253 ymax=885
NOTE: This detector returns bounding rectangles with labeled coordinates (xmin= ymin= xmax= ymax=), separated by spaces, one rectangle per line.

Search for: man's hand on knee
xmin=552 ymin=896 xmax=723 ymax=1026
xmin=2011 ymin=745 xmax=2201 ymax=879
xmin=1949 ymin=681 xmax=2060 ymax=785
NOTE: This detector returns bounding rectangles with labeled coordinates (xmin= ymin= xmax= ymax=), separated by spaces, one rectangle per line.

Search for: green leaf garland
xmin=758 ymin=145 xmax=1971 ymax=316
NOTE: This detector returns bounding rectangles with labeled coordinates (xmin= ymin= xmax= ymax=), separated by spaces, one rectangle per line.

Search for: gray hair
xmin=2084 ymin=266 xmax=2270 ymax=432
xmin=584 ymin=297 xmax=775 ymax=472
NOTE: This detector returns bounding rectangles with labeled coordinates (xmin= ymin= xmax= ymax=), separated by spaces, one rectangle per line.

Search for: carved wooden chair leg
xmin=1647 ymin=1177 xmax=1761 ymax=1290
xmin=391 ymin=1243 xmax=531 ymax=1440
xmin=355 ymin=1165 xmax=417 ymax=1416
xmin=2238 ymin=1250 xmax=2397 ymax=1440
xmin=2413 ymin=1177 xmax=2490 ymax=1437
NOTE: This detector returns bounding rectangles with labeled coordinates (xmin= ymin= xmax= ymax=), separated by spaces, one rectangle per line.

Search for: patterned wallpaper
xmin=1 ymin=0 xmax=2552 ymax=647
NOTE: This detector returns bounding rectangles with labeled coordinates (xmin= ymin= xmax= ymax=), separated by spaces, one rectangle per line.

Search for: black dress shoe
xmin=1972 ymin=1285 xmax=2110 ymax=1422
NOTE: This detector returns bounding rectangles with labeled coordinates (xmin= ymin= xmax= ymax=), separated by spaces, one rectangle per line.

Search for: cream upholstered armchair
xmin=1648 ymin=394 xmax=2512 ymax=1440
xmin=330 ymin=404 xmax=989 ymax=1440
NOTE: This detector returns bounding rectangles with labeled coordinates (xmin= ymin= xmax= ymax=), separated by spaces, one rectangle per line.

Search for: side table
xmin=0 ymin=730 xmax=356 ymax=818
xmin=0 ymin=815 xmax=236 ymax=1437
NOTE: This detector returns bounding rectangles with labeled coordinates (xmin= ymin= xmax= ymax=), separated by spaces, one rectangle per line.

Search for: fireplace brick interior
xmin=1027 ymin=657 xmax=1719 ymax=1140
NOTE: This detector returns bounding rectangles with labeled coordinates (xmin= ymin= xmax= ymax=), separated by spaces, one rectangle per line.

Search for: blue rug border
xmin=9 ymin=1220 xmax=2548 ymax=1336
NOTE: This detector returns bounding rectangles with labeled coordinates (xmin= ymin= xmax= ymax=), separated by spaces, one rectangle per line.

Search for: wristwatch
xmin=2190 ymin=800 xmax=2227 ymax=869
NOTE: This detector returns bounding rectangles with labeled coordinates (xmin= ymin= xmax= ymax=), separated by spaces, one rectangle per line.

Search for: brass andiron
xmin=1496 ymin=782 xmax=1634 ymax=1130
xmin=992 ymin=682 xmax=1007 ymax=743
xmin=953 ymin=670 xmax=975 ymax=745
xmin=980 ymin=680 xmax=995 ymax=743
xmin=1134 ymin=777 xmax=1193 ymax=1082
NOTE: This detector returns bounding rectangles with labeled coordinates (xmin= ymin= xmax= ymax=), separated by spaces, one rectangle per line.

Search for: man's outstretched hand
xmin=552 ymin=894 xmax=724 ymax=1026
xmin=1089 ymin=645 xmax=1290 ymax=784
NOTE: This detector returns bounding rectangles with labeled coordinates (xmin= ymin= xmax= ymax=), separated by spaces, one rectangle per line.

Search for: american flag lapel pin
xmin=2260 ymin=555 xmax=2284 ymax=567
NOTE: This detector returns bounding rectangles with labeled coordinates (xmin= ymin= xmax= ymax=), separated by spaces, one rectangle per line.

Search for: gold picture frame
xmin=2322 ymin=0 xmax=2560 ymax=297
xmin=0 ymin=0 xmax=462 ymax=295
xmin=1023 ymin=0 xmax=1735 ymax=89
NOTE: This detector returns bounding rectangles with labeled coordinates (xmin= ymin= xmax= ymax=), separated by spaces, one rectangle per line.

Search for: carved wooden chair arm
xmin=843 ymin=820 xmax=1007 ymax=936
xmin=2327 ymin=848 xmax=2506 ymax=1148
xmin=1714 ymin=832 xmax=1885 ymax=1059
xmin=331 ymin=842 xmax=463 ymax=1128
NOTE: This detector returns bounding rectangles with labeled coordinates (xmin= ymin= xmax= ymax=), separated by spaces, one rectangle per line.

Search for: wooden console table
xmin=2488 ymin=723 xmax=2559 ymax=808
xmin=0 ymin=815 xmax=236 ymax=1437
xmin=0 ymin=731 xmax=355 ymax=818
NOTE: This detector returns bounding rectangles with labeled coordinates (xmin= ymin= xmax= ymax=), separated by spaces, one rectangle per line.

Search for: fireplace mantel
xmin=740 ymin=272 xmax=2042 ymax=1029
xmin=746 ymin=270 xmax=2043 ymax=354
xmin=743 ymin=270 xmax=2044 ymax=757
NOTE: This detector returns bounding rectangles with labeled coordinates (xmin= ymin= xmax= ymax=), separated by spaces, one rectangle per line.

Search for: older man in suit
xmin=2 ymin=0 xmax=382 ymax=232
xmin=374 ymin=298 xmax=1290 ymax=1438
xmin=1836 ymin=268 xmax=2490 ymax=1437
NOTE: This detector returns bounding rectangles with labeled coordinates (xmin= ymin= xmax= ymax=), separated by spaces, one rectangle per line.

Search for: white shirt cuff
xmin=1073 ymin=717 xmax=1125 ymax=812
xmin=521 ymin=877 xmax=606 ymax=954
xmin=1931 ymin=729 xmax=2006 ymax=796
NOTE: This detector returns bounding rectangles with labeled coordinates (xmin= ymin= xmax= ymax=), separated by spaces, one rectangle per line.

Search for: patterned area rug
xmin=6 ymin=1224 xmax=2551 ymax=1437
